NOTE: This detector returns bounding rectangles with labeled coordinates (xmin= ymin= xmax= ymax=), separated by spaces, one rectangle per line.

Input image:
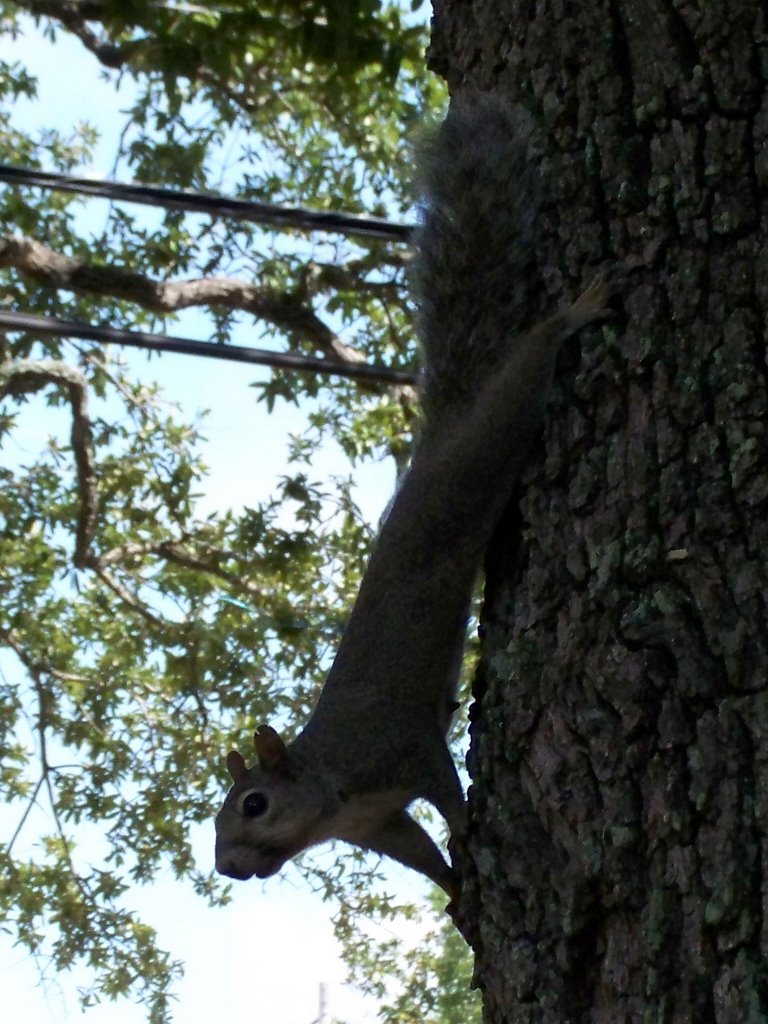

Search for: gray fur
xmin=214 ymin=95 xmax=622 ymax=903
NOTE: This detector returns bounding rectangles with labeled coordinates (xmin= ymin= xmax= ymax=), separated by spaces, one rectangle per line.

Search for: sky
xmin=0 ymin=15 xmax=440 ymax=1024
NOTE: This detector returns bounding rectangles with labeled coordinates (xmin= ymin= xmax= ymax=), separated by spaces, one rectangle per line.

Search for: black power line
xmin=0 ymin=310 xmax=418 ymax=386
xmin=0 ymin=164 xmax=415 ymax=242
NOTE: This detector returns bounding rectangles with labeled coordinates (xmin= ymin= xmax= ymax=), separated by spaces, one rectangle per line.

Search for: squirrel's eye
xmin=242 ymin=792 xmax=268 ymax=818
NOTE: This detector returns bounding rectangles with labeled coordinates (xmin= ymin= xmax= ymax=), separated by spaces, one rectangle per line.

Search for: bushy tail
xmin=412 ymin=94 xmax=540 ymax=422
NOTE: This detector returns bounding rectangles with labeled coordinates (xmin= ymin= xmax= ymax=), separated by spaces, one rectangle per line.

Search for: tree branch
xmin=24 ymin=1 xmax=162 ymax=69
xmin=0 ymin=357 xmax=98 ymax=567
xmin=99 ymin=538 xmax=267 ymax=599
xmin=301 ymin=254 xmax=409 ymax=301
xmin=1 ymin=627 xmax=91 ymax=684
xmin=90 ymin=564 xmax=176 ymax=631
xmin=24 ymin=1 xmax=277 ymax=114
xmin=0 ymin=233 xmax=370 ymax=366
xmin=0 ymin=358 xmax=219 ymax=638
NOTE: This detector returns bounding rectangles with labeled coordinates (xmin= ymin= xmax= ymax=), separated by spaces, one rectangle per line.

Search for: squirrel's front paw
xmin=573 ymin=261 xmax=630 ymax=320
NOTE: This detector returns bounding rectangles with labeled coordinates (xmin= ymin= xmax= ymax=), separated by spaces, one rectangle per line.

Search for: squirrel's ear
xmin=226 ymin=750 xmax=248 ymax=783
xmin=254 ymin=724 xmax=288 ymax=770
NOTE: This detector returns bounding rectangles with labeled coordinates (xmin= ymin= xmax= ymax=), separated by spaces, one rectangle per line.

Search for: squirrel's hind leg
xmin=421 ymin=735 xmax=467 ymax=838
xmin=362 ymin=809 xmax=458 ymax=900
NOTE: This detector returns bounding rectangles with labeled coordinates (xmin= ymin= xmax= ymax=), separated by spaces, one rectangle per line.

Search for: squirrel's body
xmin=214 ymin=95 xmax=622 ymax=900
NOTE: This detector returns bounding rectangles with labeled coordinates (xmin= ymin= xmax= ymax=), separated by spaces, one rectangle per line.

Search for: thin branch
xmin=2 ymin=628 xmax=91 ymax=684
xmin=91 ymin=564 xmax=175 ymax=631
xmin=13 ymin=637 xmax=80 ymax=882
xmin=98 ymin=539 xmax=183 ymax=565
xmin=5 ymin=776 xmax=44 ymax=855
xmin=28 ymin=658 xmax=94 ymax=906
xmin=80 ymin=345 xmax=164 ymax=416
xmin=99 ymin=538 xmax=267 ymax=598
xmin=0 ymin=357 xmax=98 ymax=567
xmin=301 ymin=253 xmax=411 ymax=301
xmin=156 ymin=542 xmax=264 ymax=596
xmin=2 ymin=627 xmax=106 ymax=746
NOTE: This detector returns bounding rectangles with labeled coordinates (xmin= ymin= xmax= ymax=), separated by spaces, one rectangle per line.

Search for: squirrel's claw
xmin=571 ymin=261 xmax=631 ymax=322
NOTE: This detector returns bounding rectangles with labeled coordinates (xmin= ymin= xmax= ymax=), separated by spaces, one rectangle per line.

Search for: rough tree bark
xmin=430 ymin=2 xmax=768 ymax=1020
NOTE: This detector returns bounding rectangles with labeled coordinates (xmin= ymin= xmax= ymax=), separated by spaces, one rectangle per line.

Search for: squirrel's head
xmin=214 ymin=725 xmax=330 ymax=882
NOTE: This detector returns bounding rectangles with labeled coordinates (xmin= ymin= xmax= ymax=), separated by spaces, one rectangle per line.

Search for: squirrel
xmin=214 ymin=94 xmax=624 ymax=904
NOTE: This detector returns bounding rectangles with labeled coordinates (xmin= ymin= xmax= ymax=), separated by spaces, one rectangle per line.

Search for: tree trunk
xmin=430 ymin=1 xmax=768 ymax=1020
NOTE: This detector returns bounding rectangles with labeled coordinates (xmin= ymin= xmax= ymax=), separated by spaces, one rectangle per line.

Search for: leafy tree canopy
xmin=0 ymin=1 xmax=481 ymax=1021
